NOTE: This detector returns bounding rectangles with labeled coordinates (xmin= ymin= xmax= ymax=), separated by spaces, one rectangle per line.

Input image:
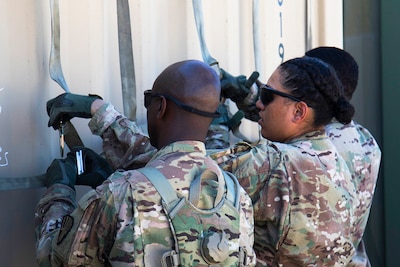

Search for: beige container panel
xmin=0 ymin=0 xmax=341 ymax=265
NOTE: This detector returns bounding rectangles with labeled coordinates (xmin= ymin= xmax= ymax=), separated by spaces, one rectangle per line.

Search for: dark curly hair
xmin=305 ymin=46 xmax=359 ymax=101
xmin=279 ymin=57 xmax=355 ymax=126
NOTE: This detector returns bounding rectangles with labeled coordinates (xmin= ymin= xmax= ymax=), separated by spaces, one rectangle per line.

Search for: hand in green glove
xmin=70 ymin=147 xmax=114 ymax=189
xmin=46 ymin=93 xmax=102 ymax=130
xmin=220 ymin=69 xmax=248 ymax=101
xmin=220 ymin=69 xmax=260 ymax=122
xmin=211 ymin=103 xmax=244 ymax=131
xmin=206 ymin=103 xmax=245 ymax=149
xmin=220 ymin=69 xmax=258 ymax=101
xmin=45 ymin=154 xmax=77 ymax=189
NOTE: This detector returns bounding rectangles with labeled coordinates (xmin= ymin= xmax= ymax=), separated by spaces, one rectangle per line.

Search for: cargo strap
xmin=49 ymin=0 xmax=84 ymax=155
xmin=192 ymin=0 xmax=221 ymax=77
xmin=117 ymin=0 xmax=137 ymax=120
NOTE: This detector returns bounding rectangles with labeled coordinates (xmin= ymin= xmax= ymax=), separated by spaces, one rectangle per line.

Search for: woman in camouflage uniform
xmin=218 ymin=48 xmax=381 ymax=266
xmin=209 ymin=56 xmax=359 ymax=266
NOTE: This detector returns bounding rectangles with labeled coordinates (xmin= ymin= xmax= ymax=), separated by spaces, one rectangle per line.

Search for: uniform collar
xmin=287 ymin=129 xmax=327 ymax=144
xmin=150 ymin=140 xmax=206 ymax=160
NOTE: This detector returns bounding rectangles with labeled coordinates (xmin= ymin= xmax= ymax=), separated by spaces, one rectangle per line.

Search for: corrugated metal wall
xmin=0 ymin=1 xmax=343 ymax=266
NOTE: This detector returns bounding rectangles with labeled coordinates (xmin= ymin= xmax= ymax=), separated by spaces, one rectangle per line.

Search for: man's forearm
xmin=89 ymin=101 xmax=156 ymax=170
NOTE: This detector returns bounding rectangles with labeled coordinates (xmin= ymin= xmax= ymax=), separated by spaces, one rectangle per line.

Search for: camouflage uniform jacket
xmin=325 ymin=120 xmax=381 ymax=267
xmin=35 ymin=103 xmax=256 ymax=267
xmin=209 ymin=131 xmax=358 ymax=267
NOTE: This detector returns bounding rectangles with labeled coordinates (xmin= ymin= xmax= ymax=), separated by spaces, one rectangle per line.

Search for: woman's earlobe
xmin=293 ymin=102 xmax=307 ymax=122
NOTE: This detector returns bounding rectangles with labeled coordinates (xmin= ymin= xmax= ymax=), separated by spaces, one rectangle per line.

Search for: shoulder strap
xmin=137 ymin=167 xmax=181 ymax=267
xmin=137 ymin=167 xmax=180 ymax=212
xmin=188 ymin=168 xmax=241 ymax=210
xmin=222 ymin=170 xmax=241 ymax=209
xmin=189 ymin=169 xmax=224 ymax=207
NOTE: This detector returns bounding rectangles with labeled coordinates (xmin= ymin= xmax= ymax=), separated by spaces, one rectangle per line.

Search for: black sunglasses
xmin=260 ymin=85 xmax=313 ymax=107
xmin=144 ymin=90 xmax=220 ymax=118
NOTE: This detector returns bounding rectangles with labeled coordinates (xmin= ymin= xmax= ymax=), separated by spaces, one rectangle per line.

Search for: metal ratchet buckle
xmin=76 ymin=149 xmax=84 ymax=175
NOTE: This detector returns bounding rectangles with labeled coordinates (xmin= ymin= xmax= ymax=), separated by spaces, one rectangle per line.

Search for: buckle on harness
xmin=161 ymin=250 xmax=180 ymax=267
xmin=239 ymin=246 xmax=248 ymax=267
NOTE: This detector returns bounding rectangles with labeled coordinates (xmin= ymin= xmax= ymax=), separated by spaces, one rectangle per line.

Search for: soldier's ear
xmin=292 ymin=101 xmax=308 ymax=123
xmin=156 ymin=96 xmax=167 ymax=119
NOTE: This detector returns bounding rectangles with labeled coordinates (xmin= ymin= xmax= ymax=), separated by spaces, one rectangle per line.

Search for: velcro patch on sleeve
xmin=56 ymin=215 xmax=74 ymax=245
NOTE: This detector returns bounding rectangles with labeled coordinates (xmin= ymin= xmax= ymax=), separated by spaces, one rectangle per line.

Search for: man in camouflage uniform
xmin=37 ymin=60 xmax=256 ymax=266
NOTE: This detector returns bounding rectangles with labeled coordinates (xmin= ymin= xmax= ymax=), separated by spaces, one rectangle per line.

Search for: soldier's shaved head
xmin=147 ymin=60 xmax=221 ymax=149
xmin=153 ymin=60 xmax=221 ymax=114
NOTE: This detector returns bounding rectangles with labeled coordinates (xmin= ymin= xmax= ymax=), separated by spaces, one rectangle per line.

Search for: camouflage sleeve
xmin=88 ymin=103 xmax=156 ymax=170
xmin=209 ymin=140 xmax=282 ymax=199
xmin=35 ymin=180 xmax=122 ymax=266
xmin=34 ymin=184 xmax=77 ymax=266
xmin=50 ymin=184 xmax=119 ymax=266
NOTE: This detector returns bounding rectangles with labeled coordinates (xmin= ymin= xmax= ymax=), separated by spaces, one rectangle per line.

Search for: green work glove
xmin=71 ymin=147 xmax=114 ymax=189
xmin=45 ymin=154 xmax=77 ymax=189
xmin=220 ymin=69 xmax=260 ymax=122
xmin=46 ymin=93 xmax=102 ymax=130
xmin=211 ymin=103 xmax=244 ymax=131
xmin=235 ymin=96 xmax=260 ymax=122
xmin=206 ymin=103 xmax=244 ymax=149
xmin=220 ymin=69 xmax=258 ymax=102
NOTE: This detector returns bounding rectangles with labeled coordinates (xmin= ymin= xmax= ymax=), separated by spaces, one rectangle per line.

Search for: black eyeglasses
xmin=259 ymin=85 xmax=313 ymax=107
xmin=144 ymin=90 xmax=220 ymax=118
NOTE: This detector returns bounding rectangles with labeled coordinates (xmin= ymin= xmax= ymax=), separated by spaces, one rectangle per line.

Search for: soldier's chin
xmin=260 ymin=128 xmax=269 ymax=140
